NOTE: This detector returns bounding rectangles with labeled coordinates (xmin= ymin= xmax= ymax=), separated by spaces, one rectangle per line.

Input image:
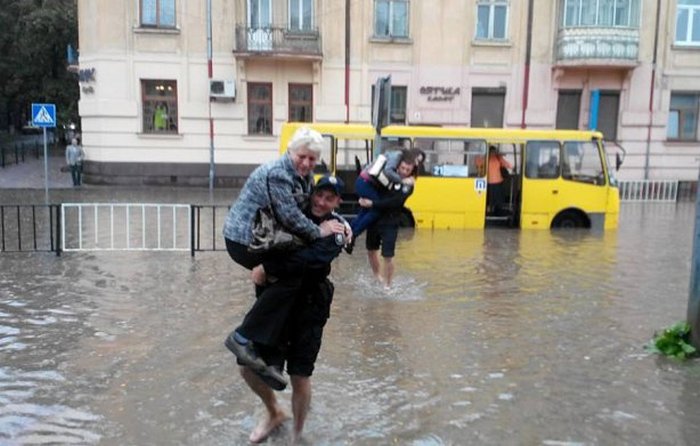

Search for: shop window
xmin=142 ymin=80 xmax=178 ymax=134
xmin=471 ymin=88 xmax=505 ymax=128
xmin=556 ymin=90 xmax=582 ymax=130
xmin=289 ymin=84 xmax=313 ymax=122
xmin=371 ymin=85 xmax=407 ymax=125
xmin=598 ymin=91 xmax=619 ymax=141
xmin=141 ymin=0 xmax=176 ymax=28
xmin=374 ymin=0 xmax=409 ymax=38
xmin=248 ymin=83 xmax=273 ymax=135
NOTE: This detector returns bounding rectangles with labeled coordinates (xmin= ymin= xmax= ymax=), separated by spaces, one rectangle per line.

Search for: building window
xmin=561 ymin=0 xmax=640 ymax=28
xmin=371 ymin=85 xmax=407 ymax=125
xmin=289 ymin=84 xmax=313 ymax=122
xmin=676 ymin=0 xmax=700 ymax=46
xmin=476 ymin=0 xmax=508 ymax=40
xmin=471 ymin=88 xmax=506 ymax=128
xmin=141 ymin=0 xmax=176 ymax=28
xmin=667 ymin=92 xmax=699 ymax=141
xmin=289 ymin=0 xmax=313 ymax=31
xmin=248 ymin=82 xmax=273 ymax=135
xmin=142 ymin=80 xmax=178 ymax=134
xmin=374 ymin=0 xmax=409 ymax=38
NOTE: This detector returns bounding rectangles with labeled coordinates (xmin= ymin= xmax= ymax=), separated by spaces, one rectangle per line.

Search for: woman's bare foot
xmin=249 ymin=408 xmax=290 ymax=443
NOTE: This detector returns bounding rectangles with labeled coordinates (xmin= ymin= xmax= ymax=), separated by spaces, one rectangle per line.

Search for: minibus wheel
xmin=551 ymin=210 xmax=589 ymax=229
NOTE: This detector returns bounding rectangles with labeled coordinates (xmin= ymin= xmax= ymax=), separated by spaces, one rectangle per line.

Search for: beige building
xmin=76 ymin=0 xmax=700 ymax=185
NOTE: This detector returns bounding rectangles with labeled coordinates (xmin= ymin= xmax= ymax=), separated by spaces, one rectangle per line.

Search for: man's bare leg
xmin=240 ymin=366 xmax=290 ymax=443
xmin=383 ymin=257 xmax=395 ymax=288
xmin=290 ymin=375 xmax=311 ymax=443
xmin=367 ymin=250 xmax=384 ymax=284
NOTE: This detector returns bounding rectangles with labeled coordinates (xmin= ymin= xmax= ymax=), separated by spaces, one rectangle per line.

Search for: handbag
xmin=367 ymin=154 xmax=392 ymax=188
xmin=248 ymin=172 xmax=305 ymax=254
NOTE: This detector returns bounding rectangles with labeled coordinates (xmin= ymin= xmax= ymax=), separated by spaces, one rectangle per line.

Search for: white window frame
xmin=561 ymin=0 xmax=640 ymax=28
xmin=140 ymin=0 xmax=177 ymax=28
xmin=675 ymin=0 xmax=700 ymax=46
xmin=288 ymin=0 xmax=313 ymax=31
xmin=248 ymin=0 xmax=272 ymax=29
xmin=373 ymin=0 xmax=410 ymax=38
xmin=475 ymin=0 xmax=509 ymax=41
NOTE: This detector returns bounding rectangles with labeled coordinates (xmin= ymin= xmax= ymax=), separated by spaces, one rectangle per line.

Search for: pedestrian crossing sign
xmin=31 ymin=103 xmax=56 ymax=128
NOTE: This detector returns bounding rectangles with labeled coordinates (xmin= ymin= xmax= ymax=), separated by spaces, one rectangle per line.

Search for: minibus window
xmin=525 ymin=141 xmax=560 ymax=179
xmin=562 ymin=141 xmax=605 ymax=185
xmin=314 ymin=135 xmax=334 ymax=174
xmin=413 ymin=138 xmax=485 ymax=178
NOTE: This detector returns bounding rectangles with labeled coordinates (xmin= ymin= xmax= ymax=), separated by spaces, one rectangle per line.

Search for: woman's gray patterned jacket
xmin=223 ymin=153 xmax=321 ymax=246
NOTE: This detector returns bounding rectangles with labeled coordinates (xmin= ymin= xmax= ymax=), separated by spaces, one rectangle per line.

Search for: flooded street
xmin=1 ymin=189 xmax=700 ymax=445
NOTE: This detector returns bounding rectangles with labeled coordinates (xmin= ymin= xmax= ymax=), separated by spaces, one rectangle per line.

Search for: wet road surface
xmin=1 ymin=193 xmax=700 ymax=445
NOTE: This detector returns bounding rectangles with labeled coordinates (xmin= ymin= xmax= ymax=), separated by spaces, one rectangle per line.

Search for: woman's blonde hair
xmin=287 ymin=126 xmax=324 ymax=156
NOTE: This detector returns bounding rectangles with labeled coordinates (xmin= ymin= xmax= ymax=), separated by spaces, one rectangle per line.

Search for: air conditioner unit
xmin=210 ymin=79 xmax=236 ymax=101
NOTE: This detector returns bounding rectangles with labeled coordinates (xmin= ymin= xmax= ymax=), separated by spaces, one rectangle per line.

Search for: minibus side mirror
xmin=616 ymin=153 xmax=622 ymax=171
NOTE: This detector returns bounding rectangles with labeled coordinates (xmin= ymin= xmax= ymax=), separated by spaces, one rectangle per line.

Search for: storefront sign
xmin=419 ymin=86 xmax=461 ymax=102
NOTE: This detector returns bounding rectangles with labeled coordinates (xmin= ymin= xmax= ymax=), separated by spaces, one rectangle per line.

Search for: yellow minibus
xmin=279 ymin=122 xmax=622 ymax=230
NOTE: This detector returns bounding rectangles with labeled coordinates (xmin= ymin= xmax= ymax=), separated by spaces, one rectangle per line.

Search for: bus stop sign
xmin=32 ymin=103 xmax=56 ymax=128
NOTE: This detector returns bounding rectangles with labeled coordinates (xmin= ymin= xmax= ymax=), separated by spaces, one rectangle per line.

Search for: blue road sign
xmin=31 ymin=103 xmax=57 ymax=128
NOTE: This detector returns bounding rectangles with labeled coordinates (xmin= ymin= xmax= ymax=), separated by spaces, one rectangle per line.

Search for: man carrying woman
xmin=346 ymin=146 xmax=424 ymax=253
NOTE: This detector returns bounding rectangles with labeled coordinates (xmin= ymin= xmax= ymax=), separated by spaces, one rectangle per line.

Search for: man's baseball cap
xmin=315 ymin=175 xmax=344 ymax=196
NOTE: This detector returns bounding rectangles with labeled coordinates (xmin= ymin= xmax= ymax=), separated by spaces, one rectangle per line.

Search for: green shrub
xmin=648 ymin=322 xmax=697 ymax=360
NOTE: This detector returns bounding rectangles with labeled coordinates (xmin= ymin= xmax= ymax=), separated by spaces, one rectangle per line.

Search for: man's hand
xmin=401 ymin=176 xmax=416 ymax=186
xmin=319 ymin=219 xmax=346 ymax=237
xmin=343 ymin=221 xmax=353 ymax=245
xmin=358 ymin=198 xmax=373 ymax=208
xmin=251 ymin=265 xmax=267 ymax=285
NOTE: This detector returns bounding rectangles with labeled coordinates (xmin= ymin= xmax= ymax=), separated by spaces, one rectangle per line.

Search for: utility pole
xmin=344 ymin=0 xmax=350 ymax=123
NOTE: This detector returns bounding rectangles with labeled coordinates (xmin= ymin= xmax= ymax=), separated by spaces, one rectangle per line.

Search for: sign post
xmin=688 ymin=167 xmax=700 ymax=349
xmin=31 ymin=103 xmax=57 ymax=203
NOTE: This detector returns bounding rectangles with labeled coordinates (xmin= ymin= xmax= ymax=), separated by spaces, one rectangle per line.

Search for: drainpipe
xmin=644 ymin=0 xmax=661 ymax=180
xmin=344 ymin=0 xmax=350 ymax=123
xmin=520 ymin=0 xmax=534 ymax=129
xmin=207 ymin=0 xmax=215 ymax=191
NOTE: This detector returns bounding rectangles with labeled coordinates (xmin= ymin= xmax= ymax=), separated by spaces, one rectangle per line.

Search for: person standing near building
xmin=65 ymin=138 xmax=85 ymax=186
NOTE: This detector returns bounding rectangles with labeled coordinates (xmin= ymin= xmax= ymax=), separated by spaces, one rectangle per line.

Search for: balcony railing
xmin=234 ymin=25 xmax=322 ymax=58
xmin=556 ymin=27 xmax=639 ymax=64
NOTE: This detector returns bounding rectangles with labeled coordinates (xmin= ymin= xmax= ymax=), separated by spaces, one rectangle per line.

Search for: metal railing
xmin=618 ymin=180 xmax=679 ymax=202
xmin=0 ymin=204 xmax=62 ymax=255
xmin=234 ymin=24 xmax=322 ymax=56
xmin=61 ymin=203 xmax=192 ymax=252
xmin=0 ymin=140 xmax=43 ymax=168
xmin=190 ymin=205 xmax=230 ymax=256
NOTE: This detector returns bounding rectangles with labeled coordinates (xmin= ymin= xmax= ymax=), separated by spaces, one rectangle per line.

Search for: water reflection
xmin=1 ymin=201 xmax=699 ymax=444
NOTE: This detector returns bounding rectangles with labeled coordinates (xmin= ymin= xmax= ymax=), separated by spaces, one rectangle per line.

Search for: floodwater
xmin=1 ymin=188 xmax=700 ymax=445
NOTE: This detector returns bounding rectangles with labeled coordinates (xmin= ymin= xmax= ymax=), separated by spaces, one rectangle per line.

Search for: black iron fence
xmin=190 ymin=205 xmax=230 ymax=256
xmin=0 ymin=204 xmax=62 ymax=255
xmin=0 ymin=135 xmax=57 ymax=168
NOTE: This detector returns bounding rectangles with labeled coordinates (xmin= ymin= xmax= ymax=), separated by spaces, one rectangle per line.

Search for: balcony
xmin=556 ymin=27 xmax=639 ymax=67
xmin=233 ymin=25 xmax=322 ymax=60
